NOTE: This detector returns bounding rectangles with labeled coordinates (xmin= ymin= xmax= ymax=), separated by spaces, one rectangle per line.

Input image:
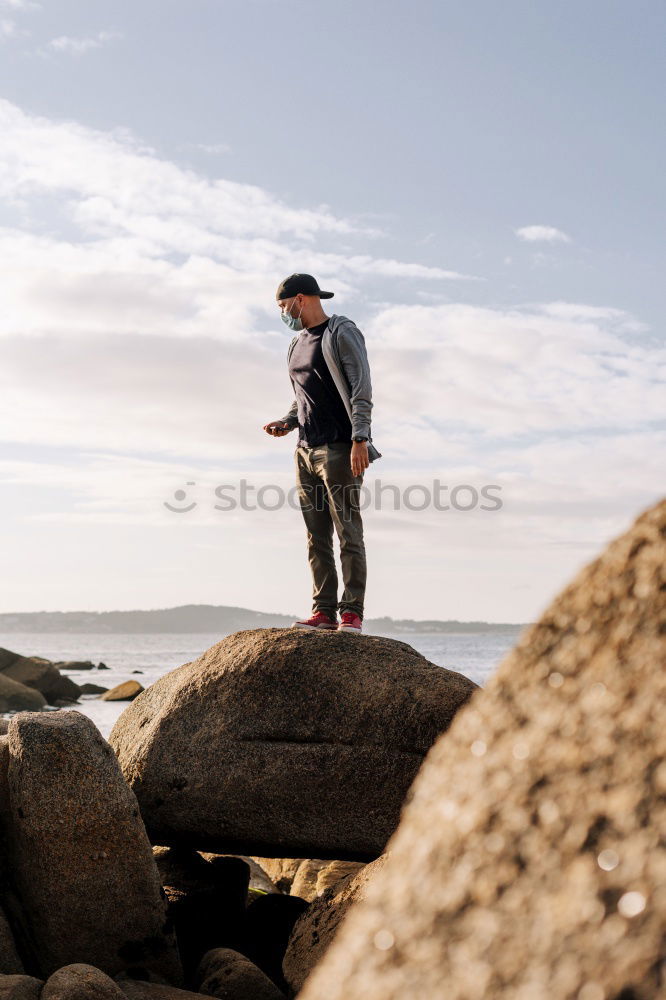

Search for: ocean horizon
xmin=0 ymin=627 xmax=524 ymax=740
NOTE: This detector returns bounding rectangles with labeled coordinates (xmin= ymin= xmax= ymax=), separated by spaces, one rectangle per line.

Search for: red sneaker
xmin=292 ymin=611 xmax=338 ymax=631
xmin=338 ymin=612 xmax=363 ymax=633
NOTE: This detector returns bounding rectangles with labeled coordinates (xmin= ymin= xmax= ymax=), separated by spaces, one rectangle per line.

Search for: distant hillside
xmin=0 ymin=604 xmax=527 ymax=635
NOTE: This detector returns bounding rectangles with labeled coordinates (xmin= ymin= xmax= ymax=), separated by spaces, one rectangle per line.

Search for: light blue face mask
xmin=281 ymin=299 xmax=304 ymax=332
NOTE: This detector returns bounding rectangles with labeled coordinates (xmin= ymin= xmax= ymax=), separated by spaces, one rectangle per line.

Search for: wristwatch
xmin=353 ymin=436 xmax=368 ymax=443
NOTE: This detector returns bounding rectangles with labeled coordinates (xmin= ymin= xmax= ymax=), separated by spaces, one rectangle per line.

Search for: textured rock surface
xmin=1 ymin=657 xmax=80 ymax=706
xmin=250 ymin=860 xmax=302 ymax=895
xmin=195 ymin=948 xmax=285 ymax=999
xmin=109 ymin=629 xmax=477 ymax=860
xmin=41 ymin=964 xmax=126 ymax=999
xmin=313 ymin=860 xmax=365 ymax=897
xmin=287 ymin=860 xmax=327 ymax=902
xmin=288 ymin=859 xmax=364 ymax=902
xmin=283 ymin=856 xmax=387 ymax=995
xmin=1 ymin=712 xmax=182 ymax=984
xmin=0 ymin=676 xmax=45 ymax=714
xmin=299 ymin=497 xmax=666 ymax=1000
xmin=101 ymin=681 xmax=144 ymax=702
xmin=0 ymin=974 xmax=43 ymax=999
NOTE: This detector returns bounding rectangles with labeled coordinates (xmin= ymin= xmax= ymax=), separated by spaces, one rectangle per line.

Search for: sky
xmin=0 ymin=0 xmax=664 ymax=623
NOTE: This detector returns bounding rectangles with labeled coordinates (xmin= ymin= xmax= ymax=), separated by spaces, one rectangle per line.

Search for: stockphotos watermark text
xmin=164 ymin=480 xmax=503 ymax=518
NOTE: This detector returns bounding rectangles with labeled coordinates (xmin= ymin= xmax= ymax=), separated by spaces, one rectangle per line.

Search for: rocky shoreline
xmin=0 ymin=649 xmax=144 ymax=718
xmin=0 ymin=496 xmax=663 ymax=999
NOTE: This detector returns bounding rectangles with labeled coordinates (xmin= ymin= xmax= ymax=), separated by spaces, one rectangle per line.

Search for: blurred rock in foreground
xmin=298 ymin=497 xmax=666 ymax=1000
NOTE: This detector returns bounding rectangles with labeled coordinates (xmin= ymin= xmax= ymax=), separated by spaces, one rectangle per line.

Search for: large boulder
xmin=298 ymin=497 xmax=666 ymax=1000
xmin=0 ymin=676 xmax=46 ymax=714
xmin=1 ymin=657 xmax=80 ymax=706
xmin=1 ymin=712 xmax=182 ymax=984
xmin=109 ymin=629 xmax=477 ymax=861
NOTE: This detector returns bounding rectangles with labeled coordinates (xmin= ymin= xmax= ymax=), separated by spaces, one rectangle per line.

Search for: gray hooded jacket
xmin=279 ymin=313 xmax=382 ymax=463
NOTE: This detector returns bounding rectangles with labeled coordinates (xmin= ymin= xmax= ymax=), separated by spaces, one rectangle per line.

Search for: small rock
xmin=41 ymin=963 xmax=125 ymax=999
xmin=101 ymin=681 xmax=144 ymax=702
xmin=195 ymin=948 xmax=285 ymax=999
xmin=0 ymin=974 xmax=43 ymax=999
xmin=289 ymin=860 xmax=327 ymax=902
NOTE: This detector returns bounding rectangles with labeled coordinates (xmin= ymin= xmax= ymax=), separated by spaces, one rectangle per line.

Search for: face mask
xmin=281 ymin=298 xmax=304 ymax=331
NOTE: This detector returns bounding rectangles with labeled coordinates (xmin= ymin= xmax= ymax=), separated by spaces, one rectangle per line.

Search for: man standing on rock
xmin=263 ymin=273 xmax=381 ymax=635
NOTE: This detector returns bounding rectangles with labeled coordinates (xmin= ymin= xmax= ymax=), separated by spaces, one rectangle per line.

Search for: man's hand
xmin=351 ymin=440 xmax=369 ymax=477
xmin=263 ymin=420 xmax=291 ymax=437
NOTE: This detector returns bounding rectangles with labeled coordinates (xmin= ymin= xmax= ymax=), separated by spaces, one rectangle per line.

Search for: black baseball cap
xmin=275 ymin=273 xmax=334 ymax=301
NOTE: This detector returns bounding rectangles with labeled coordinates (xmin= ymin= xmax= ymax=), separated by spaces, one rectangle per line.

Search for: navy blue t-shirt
xmin=288 ymin=319 xmax=353 ymax=447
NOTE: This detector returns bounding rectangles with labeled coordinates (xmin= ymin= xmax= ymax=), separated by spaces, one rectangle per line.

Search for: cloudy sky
xmin=0 ymin=0 xmax=663 ymax=623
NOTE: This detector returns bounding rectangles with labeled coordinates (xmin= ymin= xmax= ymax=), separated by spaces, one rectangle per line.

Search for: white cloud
xmin=0 ymin=98 xmax=662 ymax=620
xmin=515 ymin=225 xmax=572 ymax=243
xmin=0 ymin=16 xmax=16 ymax=37
xmin=47 ymin=30 xmax=122 ymax=54
xmin=0 ymin=98 xmax=480 ymax=349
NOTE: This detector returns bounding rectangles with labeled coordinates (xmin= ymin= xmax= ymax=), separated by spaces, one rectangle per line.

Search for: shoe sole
xmin=292 ymin=623 xmax=338 ymax=630
xmin=338 ymin=625 xmax=363 ymax=633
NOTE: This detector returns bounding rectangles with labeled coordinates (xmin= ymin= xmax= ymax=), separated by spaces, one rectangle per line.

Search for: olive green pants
xmin=294 ymin=441 xmax=367 ymax=619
